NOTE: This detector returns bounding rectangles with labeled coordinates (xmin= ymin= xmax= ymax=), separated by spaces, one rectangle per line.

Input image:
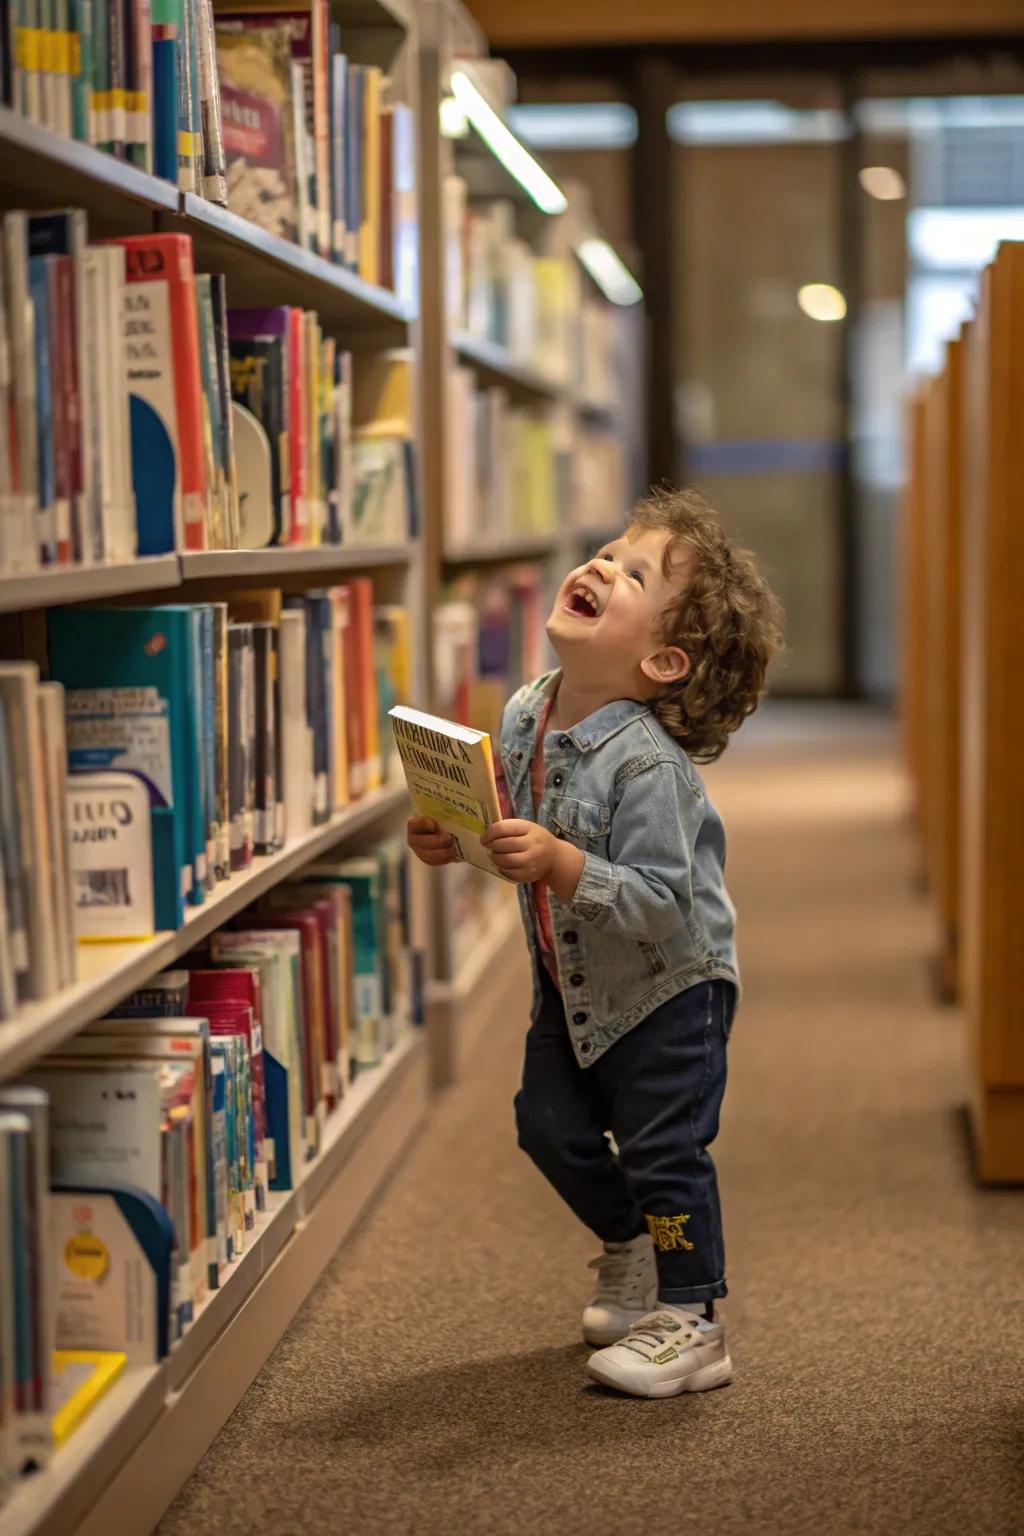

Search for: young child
xmin=407 ymin=488 xmax=782 ymax=1399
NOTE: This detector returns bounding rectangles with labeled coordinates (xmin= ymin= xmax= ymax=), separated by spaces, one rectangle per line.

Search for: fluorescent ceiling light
xmin=506 ymin=102 xmax=638 ymax=151
xmin=667 ymin=100 xmax=848 ymax=146
xmin=798 ymin=283 xmax=847 ymax=321
xmin=440 ymin=96 xmax=468 ymax=138
xmin=859 ymin=165 xmax=906 ymax=200
xmin=577 ymin=238 xmax=643 ymax=306
xmin=449 ymin=70 xmax=568 ymax=215
xmin=908 ymin=207 xmax=1024 ymax=272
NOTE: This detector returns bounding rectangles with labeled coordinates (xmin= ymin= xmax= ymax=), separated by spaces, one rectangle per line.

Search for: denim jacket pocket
xmin=549 ymin=796 xmax=611 ymax=848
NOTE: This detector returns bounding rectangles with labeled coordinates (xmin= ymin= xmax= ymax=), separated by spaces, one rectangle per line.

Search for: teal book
xmin=47 ymin=606 xmax=203 ymax=931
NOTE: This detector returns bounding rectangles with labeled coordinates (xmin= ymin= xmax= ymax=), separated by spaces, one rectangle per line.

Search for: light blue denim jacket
xmin=499 ymin=670 xmax=739 ymax=1067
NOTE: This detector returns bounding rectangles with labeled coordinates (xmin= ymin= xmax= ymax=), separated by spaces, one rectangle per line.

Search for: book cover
xmin=208 ymin=930 xmax=306 ymax=1184
xmin=194 ymin=0 xmax=225 ymax=201
xmin=194 ymin=275 xmax=226 ymax=550
xmin=261 ymin=893 xmax=338 ymax=1104
xmin=49 ymin=605 xmax=203 ymax=931
xmin=67 ymin=772 xmax=155 ymax=943
xmin=124 ymin=0 xmax=153 ymax=171
xmin=251 ymin=621 xmax=280 ymax=853
xmin=209 ymin=277 xmax=238 ymax=545
xmin=0 ymin=1109 xmax=47 ymax=1471
xmin=389 ymin=704 xmax=506 ymax=878
xmin=211 ymin=602 xmax=231 ymax=879
xmin=359 ymin=64 xmax=381 ymax=286
xmin=187 ymin=974 xmax=268 ymax=1212
xmin=27 ymin=255 xmax=56 ymax=565
xmin=0 ymin=1088 xmax=53 ymax=1453
xmin=0 ymin=694 xmax=29 ymax=995
xmin=2 ymin=213 xmax=39 ymax=572
xmin=102 ymin=233 xmax=208 ymax=553
xmin=107 ymin=969 xmax=190 ymax=1016
xmin=329 ymin=51 xmax=347 ymax=264
xmin=50 ymin=1183 xmax=173 ymax=1363
xmin=232 ymin=912 xmax=324 ymax=1132
xmin=48 ymin=254 xmax=75 ymax=563
xmin=345 ymin=62 xmax=363 ymax=271
xmin=325 ymin=588 xmax=349 ymax=811
xmin=226 ymin=622 xmax=254 ymax=871
xmin=216 ymin=25 xmax=297 ymax=242
xmin=351 ymin=578 xmax=381 ymax=791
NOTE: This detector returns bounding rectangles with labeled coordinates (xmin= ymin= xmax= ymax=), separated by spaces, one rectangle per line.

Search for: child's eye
xmin=628 ymin=570 xmax=645 ymax=586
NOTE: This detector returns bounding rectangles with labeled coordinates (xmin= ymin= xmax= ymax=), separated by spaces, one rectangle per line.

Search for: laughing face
xmin=547 ymin=526 xmax=695 ymax=696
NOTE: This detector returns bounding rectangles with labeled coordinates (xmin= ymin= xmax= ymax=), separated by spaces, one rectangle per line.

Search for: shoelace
xmin=587 ymin=1249 xmax=648 ymax=1303
xmin=620 ymin=1313 xmax=698 ymax=1359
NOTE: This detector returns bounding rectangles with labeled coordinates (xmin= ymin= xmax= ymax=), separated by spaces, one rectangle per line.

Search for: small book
xmin=389 ymin=705 xmax=506 ymax=879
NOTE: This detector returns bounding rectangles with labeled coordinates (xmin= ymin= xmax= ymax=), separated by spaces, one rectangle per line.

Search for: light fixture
xmin=797 ymin=283 xmax=847 ymax=322
xmin=440 ymin=95 xmax=468 ymax=138
xmin=448 ymin=69 xmax=568 ymax=215
xmin=577 ymin=237 xmax=643 ymax=306
xmin=858 ymin=165 xmax=906 ymax=201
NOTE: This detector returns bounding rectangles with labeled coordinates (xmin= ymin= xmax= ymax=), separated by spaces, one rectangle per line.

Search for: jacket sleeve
xmin=564 ymin=758 xmax=701 ymax=941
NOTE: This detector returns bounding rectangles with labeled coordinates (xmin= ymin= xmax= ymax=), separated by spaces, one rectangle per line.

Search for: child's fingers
xmin=408 ymin=816 xmax=440 ymax=833
xmin=481 ymin=819 xmax=533 ymax=846
xmin=484 ymin=834 xmax=530 ymax=855
xmin=417 ymin=847 xmax=456 ymax=866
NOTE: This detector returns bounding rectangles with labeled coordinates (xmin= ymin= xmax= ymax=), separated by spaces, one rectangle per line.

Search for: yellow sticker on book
xmin=64 ymin=1233 xmax=110 ymax=1282
xmin=414 ymin=792 xmax=486 ymax=835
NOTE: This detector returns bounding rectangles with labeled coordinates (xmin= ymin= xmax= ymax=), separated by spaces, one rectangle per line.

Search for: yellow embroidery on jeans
xmin=645 ymin=1213 xmax=695 ymax=1252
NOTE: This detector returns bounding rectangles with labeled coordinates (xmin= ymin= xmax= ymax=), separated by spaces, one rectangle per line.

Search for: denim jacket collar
xmin=513 ymin=670 xmax=654 ymax=754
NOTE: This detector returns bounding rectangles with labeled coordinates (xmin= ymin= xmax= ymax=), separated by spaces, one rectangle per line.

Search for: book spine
xmin=287 ymin=307 xmax=306 ymax=544
xmin=27 ymin=258 xmax=56 ymax=566
xmin=311 ymin=0 xmax=328 ymax=257
xmin=176 ymin=0 xmax=193 ymax=189
xmin=193 ymin=274 xmax=221 ymax=548
xmin=200 ymin=605 xmax=218 ymax=891
xmin=359 ymin=65 xmax=380 ymax=286
xmin=69 ymin=0 xmax=92 ymax=142
xmin=3 ymin=214 xmax=39 ymax=572
xmin=345 ymin=63 xmax=362 ymax=271
xmin=107 ymin=0 xmax=126 ymax=155
xmin=212 ymin=602 xmax=229 ymax=879
xmin=329 ymin=52 xmax=346 ymax=266
xmin=378 ymin=103 xmax=393 ymax=293
xmin=210 ymin=276 xmax=237 ymax=547
xmin=165 ymin=237 xmax=206 ymax=548
xmin=194 ymin=0 xmax=223 ymax=203
xmin=126 ymin=0 xmax=152 ymax=171
xmin=49 ymin=257 xmax=73 ymax=564
xmin=149 ymin=0 xmax=177 ymax=182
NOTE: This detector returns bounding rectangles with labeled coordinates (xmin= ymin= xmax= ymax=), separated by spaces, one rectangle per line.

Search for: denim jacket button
xmin=580 ymin=1041 xmax=592 ymax=1054
xmin=569 ymin=973 xmax=584 ymax=988
xmin=558 ymin=734 xmax=571 ymax=749
xmin=551 ymin=773 xmax=564 ymax=787
xmin=573 ymin=1011 xmax=588 ymax=1026
xmin=563 ymin=930 xmax=578 ymax=944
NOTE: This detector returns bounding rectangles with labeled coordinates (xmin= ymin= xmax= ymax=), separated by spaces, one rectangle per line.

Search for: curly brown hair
xmin=629 ymin=487 xmax=784 ymax=763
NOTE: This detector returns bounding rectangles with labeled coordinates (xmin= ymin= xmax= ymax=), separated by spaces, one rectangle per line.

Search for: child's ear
xmin=640 ymin=646 xmax=690 ymax=686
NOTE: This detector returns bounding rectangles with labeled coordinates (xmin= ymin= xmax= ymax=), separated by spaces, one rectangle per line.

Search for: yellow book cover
xmin=227 ymin=588 xmax=283 ymax=625
xmin=51 ymin=1351 xmax=126 ymax=1449
xmin=389 ymin=705 xmax=508 ymax=879
xmin=360 ymin=65 xmax=382 ymax=285
xmin=351 ymin=350 xmax=414 ymax=438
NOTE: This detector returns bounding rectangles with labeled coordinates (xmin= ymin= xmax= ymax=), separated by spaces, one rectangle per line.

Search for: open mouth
xmin=564 ymin=584 xmax=600 ymax=619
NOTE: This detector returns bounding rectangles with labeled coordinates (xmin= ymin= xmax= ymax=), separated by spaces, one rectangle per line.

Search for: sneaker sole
xmin=586 ymin=1352 xmax=734 ymax=1399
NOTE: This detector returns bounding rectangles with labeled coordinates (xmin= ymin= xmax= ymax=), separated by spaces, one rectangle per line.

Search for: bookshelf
xmin=452 ymin=330 xmax=564 ymax=402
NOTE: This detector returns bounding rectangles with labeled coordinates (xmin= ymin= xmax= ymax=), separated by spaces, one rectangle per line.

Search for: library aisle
xmin=158 ymin=707 xmax=1024 ymax=1536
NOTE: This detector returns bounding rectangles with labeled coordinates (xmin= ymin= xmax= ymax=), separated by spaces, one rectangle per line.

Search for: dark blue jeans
xmin=515 ymin=971 xmax=734 ymax=1307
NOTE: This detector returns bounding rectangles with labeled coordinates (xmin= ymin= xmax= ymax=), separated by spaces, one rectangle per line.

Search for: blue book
xmin=150 ymin=0 xmax=180 ymax=183
xmin=48 ymin=606 xmax=202 ymax=930
xmin=199 ymin=606 xmax=218 ymax=888
xmin=28 ymin=257 xmax=56 ymax=566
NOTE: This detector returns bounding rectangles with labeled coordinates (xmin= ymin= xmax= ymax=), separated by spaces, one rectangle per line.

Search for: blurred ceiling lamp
xmin=577 ymin=237 xmax=643 ymax=306
xmin=797 ymin=283 xmax=847 ymax=322
xmin=858 ymin=165 xmax=906 ymax=201
xmin=448 ymin=70 xmax=568 ymax=215
xmin=440 ymin=95 xmax=468 ymax=138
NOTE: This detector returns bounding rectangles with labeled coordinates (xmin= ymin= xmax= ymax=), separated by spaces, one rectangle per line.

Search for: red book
xmin=103 ymin=233 xmax=208 ymax=551
xmin=235 ymin=911 xmax=327 ymax=1126
xmin=378 ymin=104 xmax=394 ymax=293
xmin=188 ymin=970 xmax=270 ymax=1211
xmin=262 ymin=891 xmax=340 ymax=1105
xmin=350 ymin=577 xmax=381 ymax=791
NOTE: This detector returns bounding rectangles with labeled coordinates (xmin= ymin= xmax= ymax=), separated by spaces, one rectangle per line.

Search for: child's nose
xmin=586 ymin=559 xmax=614 ymax=584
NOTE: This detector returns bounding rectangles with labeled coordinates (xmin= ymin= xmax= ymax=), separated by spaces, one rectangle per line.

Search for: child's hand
xmin=480 ymin=819 xmax=559 ymax=884
xmin=406 ymin=816 xmax=458 ymax=867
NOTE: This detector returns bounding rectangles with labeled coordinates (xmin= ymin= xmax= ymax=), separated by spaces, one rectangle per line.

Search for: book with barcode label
xmin=66 ymin=772 xmax=154 ymax=940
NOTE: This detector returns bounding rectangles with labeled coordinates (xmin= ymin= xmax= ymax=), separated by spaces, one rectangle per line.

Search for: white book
xmin=1 ymin=215 xmax=39 ymax=571
xmin=67 ymin=771 xmax=154 ymax=941
xmin=278 ymin=610 xmax=313 ymax=844
xmin=0 ymin=665 xmax=59 ymax=1001
xmin=25 ymin=1062 xmax=164 ymax=1197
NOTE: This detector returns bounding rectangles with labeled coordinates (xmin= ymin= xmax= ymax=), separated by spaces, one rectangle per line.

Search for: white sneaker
xmin=581 ymin=1235 xmax=658 ymax=1347
xmin=586 ymin=1306 xmax=733 ymax=1398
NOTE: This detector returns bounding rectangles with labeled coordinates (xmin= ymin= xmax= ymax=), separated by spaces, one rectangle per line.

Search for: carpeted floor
xmin=158 ymin=705 xmax=1024 ymax=1536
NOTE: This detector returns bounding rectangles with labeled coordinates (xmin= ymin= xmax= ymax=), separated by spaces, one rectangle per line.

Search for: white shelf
xmin=179 ymin=544 xmax=412 ymax=581
xmin=0 ymin=1030 xmax=428 ymax=1536
xmin=444 ymin=534 xmax=557 ymax=565
xmin=452 ymin=332 xmax=565 ymax=404
xmin=0 ymin=557 xmax=181 ymax=615
xmin=0 ymin=783 xmax=408 ymax=1083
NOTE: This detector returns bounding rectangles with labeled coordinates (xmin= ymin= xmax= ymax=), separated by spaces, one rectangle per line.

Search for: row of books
xmin=0 ymin=0 xmax=416 ymax=298
xmin=566 ymin=429 xmax=628 ymax=541
xmin=0 ymin=588 xmax=410 ymax=1015
xmin=432 ymin=570 xmax=545 ymax=947
xmin=1 ymin=840 xmax=418 ymax=1489
xmin=443 ymin=180 xmax=626 ymax=408
xmin=0 ymin=217 xmax=416 ymax=573
xmin=445 ymin=370 xmax=558 ymax=552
